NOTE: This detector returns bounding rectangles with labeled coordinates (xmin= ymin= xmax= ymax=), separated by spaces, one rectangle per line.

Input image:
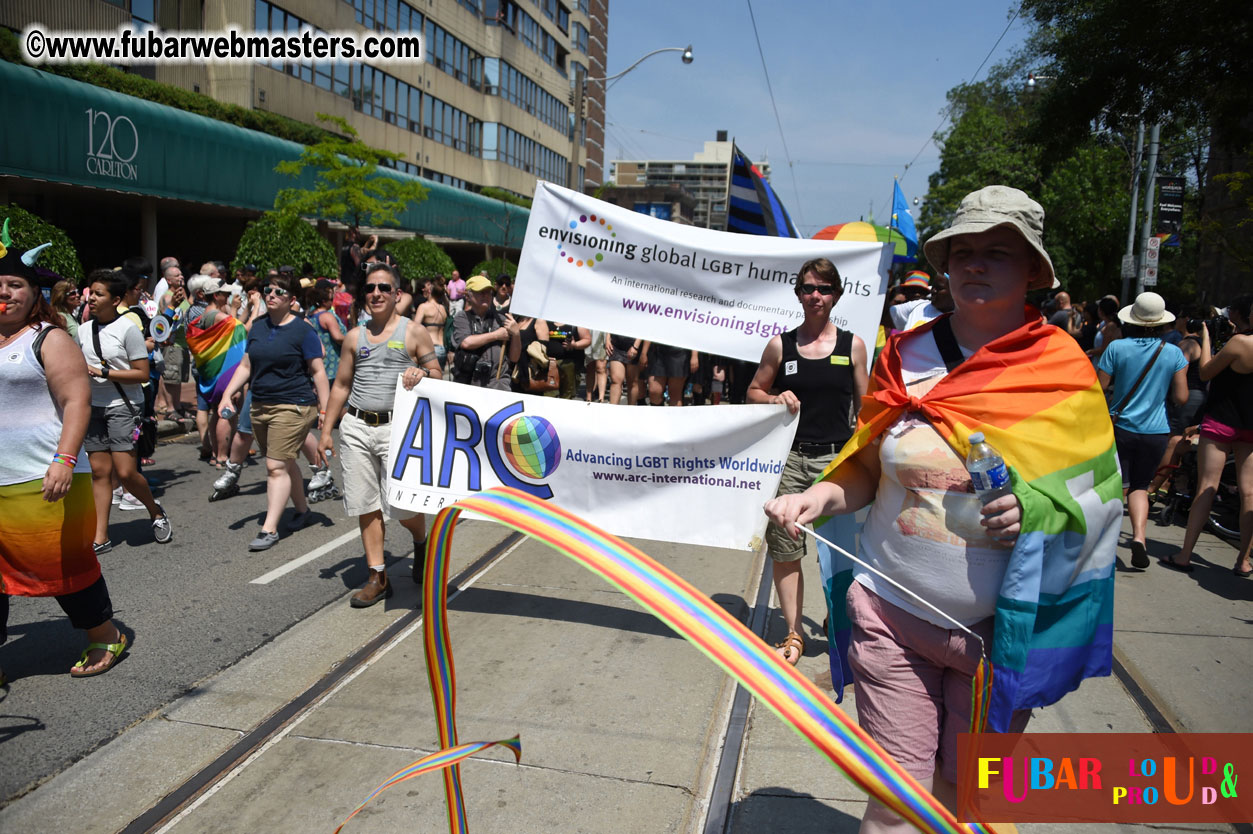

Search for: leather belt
xmin=347 ymin=405 xmax=392 ymax=426
xmin=791 ymin=440 xmax=839 ymax=456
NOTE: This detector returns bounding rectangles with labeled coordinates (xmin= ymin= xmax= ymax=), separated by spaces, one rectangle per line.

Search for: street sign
xmin=1121 ymin=254 xmax=1136 ymax=279
xmin=1146 ymin=236 xmax=1160 ymax=266
xmin=1157 ymin=176 xmax=1185 ymax=234
xmin=1143 ymin=265 xmax=1158 ymax=286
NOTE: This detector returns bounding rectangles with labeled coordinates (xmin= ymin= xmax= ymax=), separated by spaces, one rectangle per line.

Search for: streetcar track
xmin=119 ymin=530 xmax=525 ymax=834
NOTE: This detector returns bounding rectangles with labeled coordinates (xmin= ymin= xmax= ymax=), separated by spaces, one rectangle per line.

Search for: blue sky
xmin=604 ymin=1 xmax=1030 ymax=236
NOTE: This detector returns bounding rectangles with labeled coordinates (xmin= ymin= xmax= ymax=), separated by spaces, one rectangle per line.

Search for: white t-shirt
xmin=79 ymin=317 xmax=147 ymax=408
xmin=855 ymin=330 xmax=1012 ymax=627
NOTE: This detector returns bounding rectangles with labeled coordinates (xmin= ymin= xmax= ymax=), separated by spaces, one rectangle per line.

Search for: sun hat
xmin=465 ymin=275 xmax=493 ymax=293
xmin=923 ymin=185 xmax=1058 ymax=290
xmin=900 ymin=270 xmax=930 ymax=290
xmin=1118 ymin=291 xmax=1175 ymax=327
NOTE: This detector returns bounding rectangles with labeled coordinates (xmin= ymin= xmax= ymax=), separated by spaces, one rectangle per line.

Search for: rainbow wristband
xmin=52 ymin=453 xmax=77 ymax=469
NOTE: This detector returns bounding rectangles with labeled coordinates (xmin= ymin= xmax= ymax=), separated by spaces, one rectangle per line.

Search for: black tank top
xmin=1205 ymin=365 xmax=1253 ymax=431
xmin=771 ymin=327 xmax=856 ymax=445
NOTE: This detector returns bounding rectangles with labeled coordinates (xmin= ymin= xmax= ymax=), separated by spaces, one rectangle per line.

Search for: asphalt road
xmin=0 ymin=430 xmax=495 ymax=805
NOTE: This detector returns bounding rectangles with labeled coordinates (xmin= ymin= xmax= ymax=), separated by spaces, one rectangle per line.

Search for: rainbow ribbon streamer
xmin=342 ymin=487 xmax=991 ymax=833
xmin=334 ymin=737 xmax=520 ymax=833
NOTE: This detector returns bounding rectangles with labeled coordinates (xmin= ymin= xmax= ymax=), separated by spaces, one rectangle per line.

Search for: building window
xmin=573 ymin=22 xmax=588 ymax=54
xmin=424 ymin=19 xmax=484 ymax=91
xmin=484 ymin=123 xmax=567 ymax=186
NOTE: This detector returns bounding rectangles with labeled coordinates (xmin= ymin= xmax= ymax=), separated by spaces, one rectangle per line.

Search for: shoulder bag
xmin=1108 ymin=340 xmax=1165 ymax=419
xmin=91 ymin=319 xmax=159 ymax=458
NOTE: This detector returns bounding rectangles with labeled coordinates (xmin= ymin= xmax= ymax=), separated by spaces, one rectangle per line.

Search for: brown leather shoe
xmin=350 ymin=570 xmax=392 ymax=608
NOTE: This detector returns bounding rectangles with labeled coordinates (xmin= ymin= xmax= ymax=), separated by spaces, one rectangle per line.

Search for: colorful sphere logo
xmin=558 ymin=213 xmax=613 ymax=269
xmin=501 ymin=415 xmax=562 ymax=479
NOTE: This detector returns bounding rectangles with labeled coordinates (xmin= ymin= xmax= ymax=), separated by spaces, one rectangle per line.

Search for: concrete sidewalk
xmin=1 ymin=500 xmax=1246 ymax=833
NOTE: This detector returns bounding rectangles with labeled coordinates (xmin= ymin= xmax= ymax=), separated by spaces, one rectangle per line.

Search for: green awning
xmin=0 ymin=60 xmax=528 ymax=247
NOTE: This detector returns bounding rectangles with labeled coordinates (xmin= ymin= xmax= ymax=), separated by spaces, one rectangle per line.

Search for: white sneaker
xmin=112 ymin=486 xmax=124 ymax=506
xmin=118 ymin=492 xmax=146 ymax=511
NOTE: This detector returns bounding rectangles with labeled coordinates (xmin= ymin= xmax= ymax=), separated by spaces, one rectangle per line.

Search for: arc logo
xmin=391 ymin=398 xmax=559 ymax=499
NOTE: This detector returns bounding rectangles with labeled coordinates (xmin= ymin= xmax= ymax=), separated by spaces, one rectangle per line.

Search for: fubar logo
xmin=85 ymin=108 xmax=139 ymax=181
xmin=391 ymin=399 xmax=557 ymax=499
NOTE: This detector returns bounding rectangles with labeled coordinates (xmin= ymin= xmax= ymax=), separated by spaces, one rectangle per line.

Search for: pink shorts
xmin=1199 ymin=416 xmax=1253 ymax=444
xmin=846 ymin=581 xmax=1031 ymax=785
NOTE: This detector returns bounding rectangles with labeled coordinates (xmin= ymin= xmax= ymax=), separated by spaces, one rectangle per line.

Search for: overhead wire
xmin=885 ymin=8 xmax=1022 ymax=219
xmin=744 ymin=0 xmax=806 ymax=231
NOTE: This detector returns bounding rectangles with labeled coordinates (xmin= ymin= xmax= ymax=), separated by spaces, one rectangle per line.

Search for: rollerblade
xmin=306 ymin=463 xmax=342 ymax=503
xmin=209 ymin=461 xmax=241 ymax=501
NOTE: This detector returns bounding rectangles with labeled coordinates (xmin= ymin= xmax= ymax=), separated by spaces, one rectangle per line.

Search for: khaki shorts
xmin=338 ymin=412 xmax=416 ymax=520
xmin=765 ymin=447 xmax=836 ymax=562
xmin=251 ymin=403 xmax=318 ymax=461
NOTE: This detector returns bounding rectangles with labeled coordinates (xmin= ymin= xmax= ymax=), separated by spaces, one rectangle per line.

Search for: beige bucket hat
xmin=923 ymin=185 xmax=1059 ymax=290
xmin=1118 ymin=291 xmax=1175 ymax=327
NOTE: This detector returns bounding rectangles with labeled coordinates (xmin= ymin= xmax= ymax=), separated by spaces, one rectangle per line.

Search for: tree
xmin=0 ymin=203 xmax=82 ymax=281
xmin=387 ymin=237 xmax=456 ymax=281
xmin=273 ymin=113 xmax=428 ymax=228
xmin=471 ymin=257 xmax=517 ymax=279
xmin=232 ymin=212 xmax=337 ymax=279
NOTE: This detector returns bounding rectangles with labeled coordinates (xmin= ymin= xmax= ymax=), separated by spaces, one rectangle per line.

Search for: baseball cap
xmin=466 ymin=275 xmax=493 ymax=293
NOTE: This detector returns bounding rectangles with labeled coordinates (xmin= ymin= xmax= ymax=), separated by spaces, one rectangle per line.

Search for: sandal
xmin=70 ymin=633 xmax=128 ymax=679
xmin=1157 ymin=555 xmax=1195 ymax=573
xmin=775 ymin=632 xmax=804 ymax=666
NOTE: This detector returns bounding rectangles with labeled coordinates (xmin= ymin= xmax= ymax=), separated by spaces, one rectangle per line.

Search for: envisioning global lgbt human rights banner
xmin=510 ymin=182 xmax=892 ymax=365
xmin=385 ymin=379 xmax=797 ymax=550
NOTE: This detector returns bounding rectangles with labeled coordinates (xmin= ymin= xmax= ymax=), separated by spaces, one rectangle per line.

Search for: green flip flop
xmin=70 ymin=633 xmax=128 ymax=679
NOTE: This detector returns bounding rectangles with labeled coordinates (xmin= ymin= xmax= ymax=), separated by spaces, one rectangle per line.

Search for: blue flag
xmin=890 ymin=180 xmax=918 ymax=263
xmin=727 ymin=146 xmax=799 ymax=238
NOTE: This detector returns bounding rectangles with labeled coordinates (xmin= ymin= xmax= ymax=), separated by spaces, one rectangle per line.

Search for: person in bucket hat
xmin=923 ymin=185 xmax=1059 ymax=291
xmin=1097 ymin=291 xmax=1188 ymax=570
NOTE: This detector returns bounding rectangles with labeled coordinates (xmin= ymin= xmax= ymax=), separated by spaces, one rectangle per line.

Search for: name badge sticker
xmin=784 ymin=360 xmax=798 ymax=375
xmin=830 ymin=355 xmax=850 ymax=365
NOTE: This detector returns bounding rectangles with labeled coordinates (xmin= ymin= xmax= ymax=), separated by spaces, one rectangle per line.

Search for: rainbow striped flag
xmin=186 ymin=312 xmax=245 ymax=407
xmin=819 ymin=311 xmax=1121 ymax=731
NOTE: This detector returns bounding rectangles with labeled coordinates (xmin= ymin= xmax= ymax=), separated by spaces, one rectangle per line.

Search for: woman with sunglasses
xmin=220 ymin=272 xmax=329 ymax=551
xmin=318 ymin=264 xmax=442 ymax=606
xmin=50 ymin=280 xmax=81 ymax=339
xmin=748 ymin=258 xmax=868 ymax=666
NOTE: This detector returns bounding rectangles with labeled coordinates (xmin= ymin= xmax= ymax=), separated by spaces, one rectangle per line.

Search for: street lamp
xmin=1025 ymin=72 xmax=1056 ymax=91
xmin=589 ymin=45 xmax=694 ymax=84
xmin=569 ymin=45 xmax=694 ymax=193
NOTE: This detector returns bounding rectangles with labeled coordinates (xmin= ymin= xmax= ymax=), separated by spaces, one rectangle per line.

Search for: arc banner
xmin=510 ymin=182 xmax=891 ymax=365
xmin=385 ymin=379 xmax=797 ymax=551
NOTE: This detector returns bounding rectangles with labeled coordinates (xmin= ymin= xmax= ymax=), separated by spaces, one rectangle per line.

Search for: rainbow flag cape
xmin=819 ymin=311 xmax=1121 ymax=732
xmin=186 ymin=312 xmax=245 ymax=406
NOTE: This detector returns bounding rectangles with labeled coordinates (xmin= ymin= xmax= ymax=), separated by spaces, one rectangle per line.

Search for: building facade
xmin=2 ymin=0 xmax=608 ymax=197
xmin=611 ymin=132 xmax=771 ymax=231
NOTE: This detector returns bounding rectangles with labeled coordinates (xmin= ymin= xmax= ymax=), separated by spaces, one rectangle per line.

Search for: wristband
xmin=52 ymin=453 xmax=77 ymax=468
xmin=101 ymin=366 xmax=110 ymax=379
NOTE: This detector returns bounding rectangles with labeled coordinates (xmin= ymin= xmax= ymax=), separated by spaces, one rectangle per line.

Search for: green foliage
xmin=1019 ymin=0 xmax=1253 ymax=152
xmin=387 ymin=237 xmax=455 ymax=280
xmin=274 ymin=114 xmax=428 ymax=228
xmin=0 ymin=203 xmax=83 ymax=281
xmin=471 ymin=257 xmax=517 ymax=279
xmin=480 ymin=187 xmax=533 ymax=210
xmin=0 ymin=29 xmax=331 ymax=147
xmin=232 ymin=213 xmax=337 ymax=278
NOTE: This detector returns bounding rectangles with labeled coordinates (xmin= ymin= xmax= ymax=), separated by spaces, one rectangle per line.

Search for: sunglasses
xmin=799 ymin=283 xmax=836 ymax=296
xmin=263 ymin=286 xmax=289 ymax=297
xmin=363 ymin=282 xmax=395 ymax=294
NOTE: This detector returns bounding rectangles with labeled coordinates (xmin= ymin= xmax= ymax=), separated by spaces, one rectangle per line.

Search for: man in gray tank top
xmin=319 ymin=264 xmax=444 ymax=607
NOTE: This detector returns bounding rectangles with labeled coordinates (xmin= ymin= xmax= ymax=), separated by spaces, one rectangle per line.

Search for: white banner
xmin=511 ymin=182 xmax=892 ymax=365
xmin=385 ymin=379 xmax=797 ymax=551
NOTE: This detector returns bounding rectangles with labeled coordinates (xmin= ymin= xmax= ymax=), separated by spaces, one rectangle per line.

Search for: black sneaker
xmin=92 ymin=540 xmax=113 ymax=556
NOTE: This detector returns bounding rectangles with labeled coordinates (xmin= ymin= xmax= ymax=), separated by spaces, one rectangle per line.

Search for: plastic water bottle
xmin=965 ymin=431 xmax=1012 ymax=504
